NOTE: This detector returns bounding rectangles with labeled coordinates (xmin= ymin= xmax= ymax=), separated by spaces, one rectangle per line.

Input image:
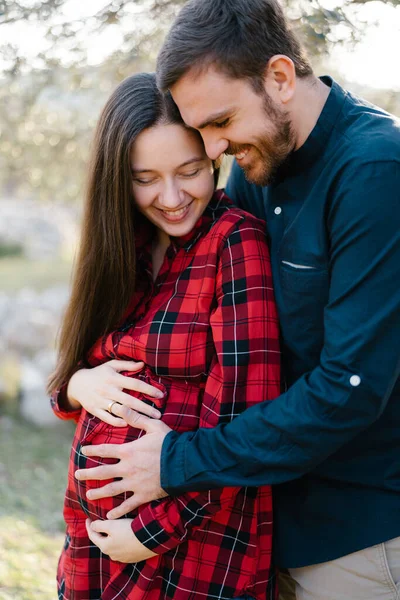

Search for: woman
xmin=49 ymin=72 xmax=281 ymax=600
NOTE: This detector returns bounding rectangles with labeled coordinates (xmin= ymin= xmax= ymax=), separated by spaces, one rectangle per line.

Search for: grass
xmin=0 ymin=416 xmax=75 ymax=599
xmin=0 ymin=256 xmax=72 ymax=293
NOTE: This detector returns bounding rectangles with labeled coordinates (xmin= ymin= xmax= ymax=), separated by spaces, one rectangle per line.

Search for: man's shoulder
xmin=337 ymin=90 xmax=400 ymax=165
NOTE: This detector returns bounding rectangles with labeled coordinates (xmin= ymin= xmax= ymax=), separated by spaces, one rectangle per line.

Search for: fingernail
xmin=153 ymin=410 xmax=162 ymax=419
xmin=75 ymin=470 xmax=81 ymax=480
xmin=80 ymin=447 xmax=87 ymax=455
xmin=86 ymin=491 xmax=93 ymax=499
xmin=156 ymin=391 xmax=164 ymax=399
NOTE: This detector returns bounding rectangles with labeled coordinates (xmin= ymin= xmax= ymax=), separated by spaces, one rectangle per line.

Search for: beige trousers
xmin=279 ymin=536 xmax=400 ymax=600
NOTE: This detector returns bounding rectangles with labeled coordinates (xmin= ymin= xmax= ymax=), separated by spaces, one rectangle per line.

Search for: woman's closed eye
xmin=179 ymin=168 xmax=201 ymax=178
xmin=132 ymin=176 xmax=157 ymax=185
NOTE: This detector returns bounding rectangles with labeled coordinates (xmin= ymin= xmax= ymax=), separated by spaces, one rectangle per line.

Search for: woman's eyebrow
xmin=131 ymin=167 xmax=154 ymax=174
xmin=131 ymin=156 xmax=205 ymax=175
xmin=131 ymin=157 xmax=204 ymax=174
xmin=177 ymin=157 xmax=205 ymax=168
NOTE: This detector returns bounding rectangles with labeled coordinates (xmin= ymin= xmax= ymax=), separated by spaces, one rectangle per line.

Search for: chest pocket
xmin=278 ymin=261 xmax=329 ymax=378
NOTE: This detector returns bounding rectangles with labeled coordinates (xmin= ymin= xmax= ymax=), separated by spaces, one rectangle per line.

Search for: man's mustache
xmin=224 ymin=144 xmax=250 ymax=157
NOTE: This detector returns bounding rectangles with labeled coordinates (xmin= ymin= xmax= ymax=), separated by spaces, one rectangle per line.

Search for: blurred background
xmin=0 ymin=0 xmax=399 ymax=598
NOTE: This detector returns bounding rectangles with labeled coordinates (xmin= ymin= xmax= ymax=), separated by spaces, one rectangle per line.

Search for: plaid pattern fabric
xmin=53 ymin=192 xmax=281 ymax=600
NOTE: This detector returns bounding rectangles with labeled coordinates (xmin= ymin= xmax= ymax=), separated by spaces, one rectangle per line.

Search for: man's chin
xmin=242 ymin=163 xmax=274 ymax=187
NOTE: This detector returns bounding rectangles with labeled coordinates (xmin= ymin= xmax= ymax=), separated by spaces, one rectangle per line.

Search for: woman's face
xmin=130 ymin=123 xmax=215 ymax=238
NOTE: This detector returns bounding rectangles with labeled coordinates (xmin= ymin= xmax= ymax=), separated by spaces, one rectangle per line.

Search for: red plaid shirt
xmin=52 ymin=191 xmax=281 ymax=600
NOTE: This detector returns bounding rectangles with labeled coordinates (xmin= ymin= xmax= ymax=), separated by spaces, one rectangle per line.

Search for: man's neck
xmin=292 ymin=77 xmax=331 ymax=150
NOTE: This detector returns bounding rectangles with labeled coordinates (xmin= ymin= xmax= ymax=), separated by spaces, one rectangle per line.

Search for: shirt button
xmin=349 ymin=375 xmax=361 ymax=387
xmin=274 ymin=206 xmax=282 ymax=215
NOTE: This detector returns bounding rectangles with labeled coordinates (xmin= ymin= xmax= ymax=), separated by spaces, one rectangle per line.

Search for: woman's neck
xmin=151 ymin=229 xmax=170 ymax=281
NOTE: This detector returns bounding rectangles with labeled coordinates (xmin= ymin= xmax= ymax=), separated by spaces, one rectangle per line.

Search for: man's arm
xmin=161 ymin=160 xmax=400 ymax=493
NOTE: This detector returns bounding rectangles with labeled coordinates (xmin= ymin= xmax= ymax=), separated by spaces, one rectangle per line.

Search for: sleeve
xmin=50 ymin=360 xmax=88 ymax=422
xmin=130 ymin=216 xmax=281 ymax=553
xmin=50 ymin=384 xmax=81 ymax=422
xmin=160 ymin=160 xmax=400 ymax=491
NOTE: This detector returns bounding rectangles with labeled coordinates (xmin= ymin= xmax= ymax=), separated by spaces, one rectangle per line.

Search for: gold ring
xmin=107 ymin=401 xmax=120 ymax=415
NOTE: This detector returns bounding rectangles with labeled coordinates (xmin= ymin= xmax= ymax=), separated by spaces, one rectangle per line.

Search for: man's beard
xmin=226 ymin=92 xmax=296 ymax=186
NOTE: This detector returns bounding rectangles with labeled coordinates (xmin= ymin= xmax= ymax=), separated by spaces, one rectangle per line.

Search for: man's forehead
xmin=171 ymin=67 xmax=239 ymax=128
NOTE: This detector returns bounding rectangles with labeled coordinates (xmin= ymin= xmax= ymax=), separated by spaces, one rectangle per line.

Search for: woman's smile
xmin=130 ymin=123 xmax=215 ymax=238
xmin=155 ymin=199 xmax=194 ymax=223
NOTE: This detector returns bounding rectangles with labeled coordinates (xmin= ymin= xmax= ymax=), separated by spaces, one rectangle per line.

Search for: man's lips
xmin=235 ymin=148 xmax=250 ymax=162
xmin=225 ymin=146 xmax=251 ymax=162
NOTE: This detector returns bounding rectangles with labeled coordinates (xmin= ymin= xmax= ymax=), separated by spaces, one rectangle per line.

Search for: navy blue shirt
xmin=161 ymin=77 xmax=400 ymax=567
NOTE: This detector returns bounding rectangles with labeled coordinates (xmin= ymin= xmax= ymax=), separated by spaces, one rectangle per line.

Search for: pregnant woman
xmin=48 ymin=72 xmax=281 ymax=600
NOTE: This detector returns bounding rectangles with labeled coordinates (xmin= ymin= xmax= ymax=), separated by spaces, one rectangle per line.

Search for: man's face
xmin=171 ymin=65 xmax=296 ymax=186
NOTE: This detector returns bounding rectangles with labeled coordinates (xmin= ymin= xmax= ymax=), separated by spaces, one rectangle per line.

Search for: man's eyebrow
xmin=131 ymin=157 xmax=205 ymax=174
xmin=196 ymin=110 xmax=231 ymax=130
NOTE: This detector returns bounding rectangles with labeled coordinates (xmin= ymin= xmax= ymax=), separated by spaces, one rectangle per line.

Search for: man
xmin=77 ymin=1 xmax=400 ymax=597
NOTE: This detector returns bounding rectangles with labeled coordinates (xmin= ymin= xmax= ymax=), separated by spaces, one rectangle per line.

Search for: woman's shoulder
xmin=208 ymin=190 xmax=267 ymax=240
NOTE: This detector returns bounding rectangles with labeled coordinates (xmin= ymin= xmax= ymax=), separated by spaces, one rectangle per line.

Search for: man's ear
xmin=263 ymin=55 xmax=296 ymax=105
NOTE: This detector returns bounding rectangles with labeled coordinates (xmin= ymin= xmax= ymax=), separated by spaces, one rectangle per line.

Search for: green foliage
xmin=0 ymin=242 xmax=23 ymax=258
xmin=0 ymin=0 xmax=399 ymax=203
xmin=0 ymin=256 xmax=72 ymax=292
xmin=0 ymin=416 xmax=75 ymax=599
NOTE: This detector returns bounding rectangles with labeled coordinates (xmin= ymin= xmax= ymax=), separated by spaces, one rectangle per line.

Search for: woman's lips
xmin=156 ymin=200 xmax=194 ymax=223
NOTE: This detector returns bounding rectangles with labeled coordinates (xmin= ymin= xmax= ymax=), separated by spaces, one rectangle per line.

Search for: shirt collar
xmin=273 ymin=76 xmax=348 ymax=181
xmin=170 ymin=189 xmax=228 ymax=251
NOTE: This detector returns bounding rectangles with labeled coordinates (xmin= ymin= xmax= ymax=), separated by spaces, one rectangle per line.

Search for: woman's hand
xmin=67 ymin=360 xmax=164 ymax=426
xmin=86 ymin=518 xmax=157 ymax=563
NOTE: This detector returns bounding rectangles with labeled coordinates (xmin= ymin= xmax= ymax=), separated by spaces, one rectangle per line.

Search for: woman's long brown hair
xmin=47 ymin=73 xmax=193 ymax=393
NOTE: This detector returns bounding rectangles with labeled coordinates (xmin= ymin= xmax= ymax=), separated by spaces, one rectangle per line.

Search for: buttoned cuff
xmin=160 ymin=430 xmax=192 ymax=495
xmin=50 ymin=385 xmax=81 ymax=422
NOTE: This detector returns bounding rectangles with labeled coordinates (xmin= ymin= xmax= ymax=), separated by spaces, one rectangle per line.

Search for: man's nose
xmin=201 ymin=132 xmax=229 ymax=161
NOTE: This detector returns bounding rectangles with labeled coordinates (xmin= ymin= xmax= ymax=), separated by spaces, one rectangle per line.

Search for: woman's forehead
xmin=130 ymin=123 xmax=206 ymax=170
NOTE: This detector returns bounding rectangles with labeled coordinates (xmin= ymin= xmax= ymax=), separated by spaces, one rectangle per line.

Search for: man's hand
xmin=86 ymin=518 xmax=157 ymax=563
xmin=75 ymin=406 xmax=171 ymax=519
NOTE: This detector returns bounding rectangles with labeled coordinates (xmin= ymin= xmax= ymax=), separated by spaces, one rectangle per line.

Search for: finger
xmin=108 ymin=360 xmax=144 ymax=373
xmin=111 ymin=390 xmax=161 ymax=419
xmin=112 ymin=401 xmax=161 ymax=423
xmin=107 ymin=496 xmax=143 ymax=519
xmin=89 ymin=519 xmax=113 ymax=535
xmin=116 ymin=407 xmax=155 ymax=432
xmin=86 ymin=479 xmax=130 ymax=501
xmin=75 ymin=463 xmax=122 ymax=482
xmin=95 ymin=409 xmax=129 ymax=427
xmin=86 ymin=519 xmax=108 ymax=551
xmin=80 ymin=443 xmax=123 ymax=459
xmin=114 ymin=374 xmax=164 ymax=399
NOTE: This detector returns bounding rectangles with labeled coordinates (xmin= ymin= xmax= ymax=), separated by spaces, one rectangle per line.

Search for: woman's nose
xmin=158 ymin=181 xmax=185 ymax=209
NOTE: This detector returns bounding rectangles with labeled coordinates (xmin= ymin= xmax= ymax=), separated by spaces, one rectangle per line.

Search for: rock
xmin=20 ymin=359 xmax=58 ymax=426
xmin=2 ymin=285 xmax=69 ymax=355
